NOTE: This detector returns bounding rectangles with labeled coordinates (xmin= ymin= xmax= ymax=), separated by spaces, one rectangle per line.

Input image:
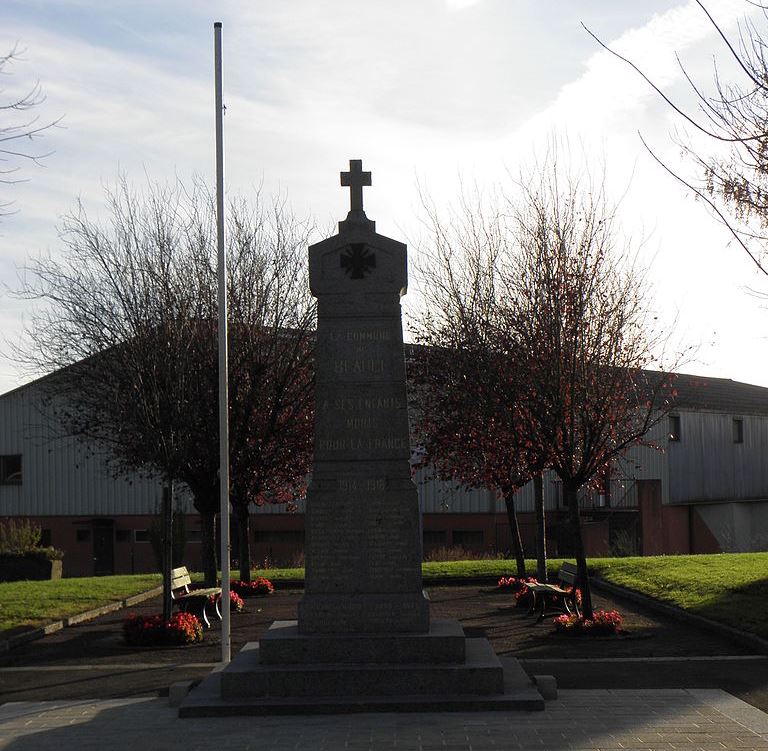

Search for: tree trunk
xmin=564 ymin=484 xmax=594 ymax=619
xmin=199 ymin=511 xmax=217 ymax=587
xmin=236 ymin=505 xmax=251 ymax=582
xmin=534 ymin=473 xmax=547 ymax=583
xmin=502 ymin=491 xmax=526 ymax=578
xmin=161 ymin=480 xmax=173 ymax=621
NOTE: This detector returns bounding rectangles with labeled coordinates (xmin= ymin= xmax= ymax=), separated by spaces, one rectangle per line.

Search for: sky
xmin=1 ymin=0 xmax=767 ymax=394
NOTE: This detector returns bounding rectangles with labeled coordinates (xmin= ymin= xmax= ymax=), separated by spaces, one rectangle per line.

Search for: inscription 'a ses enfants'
xmin=320 ymin=396 xmax=404 ymax=412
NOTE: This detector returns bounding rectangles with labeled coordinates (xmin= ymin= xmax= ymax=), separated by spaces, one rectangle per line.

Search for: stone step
xmin=220 ymin=638 xmax=504 ymax=699
xmin=259 ymin=618 xmax=466 ymax=665
xmin=179 ymin=653 xmax=544 ymax=717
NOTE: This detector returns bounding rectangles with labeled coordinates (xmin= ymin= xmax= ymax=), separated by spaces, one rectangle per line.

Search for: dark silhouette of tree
xmin=411 ymin=192 xmax=547 ymax=579
xmin=505 ymin=164 xmax=679 ymax=618
xmin=1 ymin=45 xmax=59 ymax=215
xmin=585 ymin=2 xmax=768 ymax=280
xmin=17 ymin=177 xmax=315 ymax=588
xmin=411 ymin=161 xmax=680 ymax=614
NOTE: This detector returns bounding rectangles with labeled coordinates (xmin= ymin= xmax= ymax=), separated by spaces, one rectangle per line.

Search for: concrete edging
xmin=590 ymin=576 xmax=768 ymax=655
xmin=0 ymin=585 xmax=164 ymax=653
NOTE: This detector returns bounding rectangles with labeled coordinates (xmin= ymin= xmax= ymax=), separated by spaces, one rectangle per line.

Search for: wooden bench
xmin=527 ymin=562 xmax=582 ymax=623
xmin=170 ymin=566 xmax=222 ymax=628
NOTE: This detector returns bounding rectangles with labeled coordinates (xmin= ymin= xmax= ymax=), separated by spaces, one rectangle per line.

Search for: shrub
xmin=123 ymin=611 xmax=203 ymax=646
xmin=553 ymin=609 xmax=623 ymax=636
xmin=0 ymin=518 xmax=64 ymax=560
xmin=0 ymin=518 xmax=40 ymax=553
xmin=424 ymin=545 xmax=504 ymax=562
xmin=231 ymin=577 xmax=274 ymax=597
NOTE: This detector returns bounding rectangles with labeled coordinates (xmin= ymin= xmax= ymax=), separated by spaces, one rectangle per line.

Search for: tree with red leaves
xmin=411 ymin=193 xmax=547 ymax=578
xmin=412 ymin=161 xmax=680 ymax=611
xmin=504 ymin=163 xmax=680 ymax=618
xmin=18 ymin=178 xmax=315 ymax=587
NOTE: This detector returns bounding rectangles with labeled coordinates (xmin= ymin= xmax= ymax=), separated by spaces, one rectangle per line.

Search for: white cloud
xmin=2 ymin=0 xmax=768 ymax=394
xmin=444 ymin=0 xmax=483 ymax=9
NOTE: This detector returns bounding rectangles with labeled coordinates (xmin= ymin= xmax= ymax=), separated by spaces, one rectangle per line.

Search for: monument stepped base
xmin=260 ymin=618 xmax=465 ymax=664
xmin=179 ymin=619 xmax=544 ymax=716
xmin=179 ymin=652 xmax=543 ymax=716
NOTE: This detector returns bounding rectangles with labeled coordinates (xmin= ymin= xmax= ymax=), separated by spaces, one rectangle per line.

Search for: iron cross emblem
xmin=340 ymin=243 xmax=376 ymax=279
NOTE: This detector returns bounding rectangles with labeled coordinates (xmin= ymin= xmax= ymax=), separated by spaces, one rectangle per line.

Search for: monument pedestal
xmin=179 ymin=160 xmax=544 ymax=716
xmin=179 ymin=618 xmax=543 ymax=716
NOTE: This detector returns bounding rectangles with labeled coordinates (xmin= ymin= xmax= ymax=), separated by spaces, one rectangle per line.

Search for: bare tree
xmin=585 ymin=2 xmax=768 ymax=280
xmin=410 ymin=190 xmax=546 ymax=578
xmin=412 ymin=159 xmax=680 ymax=616
xmin=1 ymin=45 xmax=59 ymax=215
xmin=17 ymin=177 xmax=315 ymax=591
xmin=504 ymin=163 xmax=679 ymax=618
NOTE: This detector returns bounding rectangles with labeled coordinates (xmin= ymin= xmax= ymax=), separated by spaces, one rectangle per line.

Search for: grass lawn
xmin=3 ymin=553 xmax=766 ymax=640
xmin=0 ymin=574 xmax=161 ymax=635
xmin=252 ymin=553 xmax=768 ymax=638
xmin=588 ymin=553 xmax=768 ymax=640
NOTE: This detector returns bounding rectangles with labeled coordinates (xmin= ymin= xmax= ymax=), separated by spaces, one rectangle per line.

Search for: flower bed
xmin=230 ymin=577 xmax=274 ymax=597
xmin=211 ymin=590 xmax=245 ymax=612
xmin=123 ymin=611 xmax=204 ymax=646
xmin=496 ymin=576 xmax=539 ymax=608
xmin=553 ymin=609 xmax=623 ymax=636
xmin=497 ymin=576 xmax=582 ymax=612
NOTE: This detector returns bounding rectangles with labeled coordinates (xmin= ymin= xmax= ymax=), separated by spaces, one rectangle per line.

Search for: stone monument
xmin=179 ymin=160 xmax=543 ymax=715
xmin=298 ymin=158 xmax=429 ymax=635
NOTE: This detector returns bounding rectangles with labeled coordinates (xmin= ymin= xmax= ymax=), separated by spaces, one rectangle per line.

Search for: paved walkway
xmin=1 ymin=690 xmax=767 ymax=750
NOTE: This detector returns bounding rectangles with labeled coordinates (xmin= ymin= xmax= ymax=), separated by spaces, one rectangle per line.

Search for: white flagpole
xmin=214 ymin=21 xmax=231 ymax=665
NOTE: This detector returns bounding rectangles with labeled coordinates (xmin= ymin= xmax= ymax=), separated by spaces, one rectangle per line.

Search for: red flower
xmin=553 ymin=609 xmax=623 ymax=636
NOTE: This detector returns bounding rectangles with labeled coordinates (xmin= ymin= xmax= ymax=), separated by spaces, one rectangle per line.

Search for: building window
xmin=40 ymin=529 xmax=52 ymax=547
xmin=733 ymin=418 xmax=744 ymax=444
xmin=423 ymin=530 xmax=446 ymax=549
xmin=0 ymin=455 xmax=22 ymax=485
xmin=76 ymin=529 xmax=91 ymax=542
xmin=669 ymin=415 xmax=681 ymax=442
xmin=134 ymin=529 xmax=149 ymax=543
xmin=452 ymin=530 xmax=484 ymax=549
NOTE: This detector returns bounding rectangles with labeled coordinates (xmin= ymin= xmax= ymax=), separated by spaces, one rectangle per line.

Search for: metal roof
xmin=669 ymin=373 xmax=768 ymax=416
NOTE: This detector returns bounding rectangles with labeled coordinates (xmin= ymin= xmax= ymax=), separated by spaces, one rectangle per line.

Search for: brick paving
xmin=2 ymin=586 xmax=768 ymax=748
xmin=0 ymin=690 xmax=767 ymax=750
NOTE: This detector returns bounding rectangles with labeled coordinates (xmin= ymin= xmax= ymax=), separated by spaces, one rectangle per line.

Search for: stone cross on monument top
xmin=341 ymin=159 xmax=371 ymax=212
xmin=339 ymin=159 xmax=375 ymax=233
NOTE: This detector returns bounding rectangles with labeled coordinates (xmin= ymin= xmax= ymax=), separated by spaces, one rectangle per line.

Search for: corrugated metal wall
xmin=667 ymin=411 xmax=768 ymax=503
xmin=8 ymin=374 xmax=767 ymax=517
xmin=0 ymin=383 xmax=186 ymax=516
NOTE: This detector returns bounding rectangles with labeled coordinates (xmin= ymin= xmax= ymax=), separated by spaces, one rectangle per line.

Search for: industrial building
xmin=2 ymin=372 xmax=767 ymax=576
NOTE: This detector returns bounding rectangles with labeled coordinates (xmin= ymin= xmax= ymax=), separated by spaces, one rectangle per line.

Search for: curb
xmin=590 ymin=576 xmax=768 ymax=656
xmin=0 ymin=585 xmax=164 ymax=653
xmin=267 ymin=576 xmax=509 ymax=589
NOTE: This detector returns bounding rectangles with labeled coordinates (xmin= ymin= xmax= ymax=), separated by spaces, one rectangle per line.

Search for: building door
xmin=92 ymin=520 xmax=115 ymax=576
